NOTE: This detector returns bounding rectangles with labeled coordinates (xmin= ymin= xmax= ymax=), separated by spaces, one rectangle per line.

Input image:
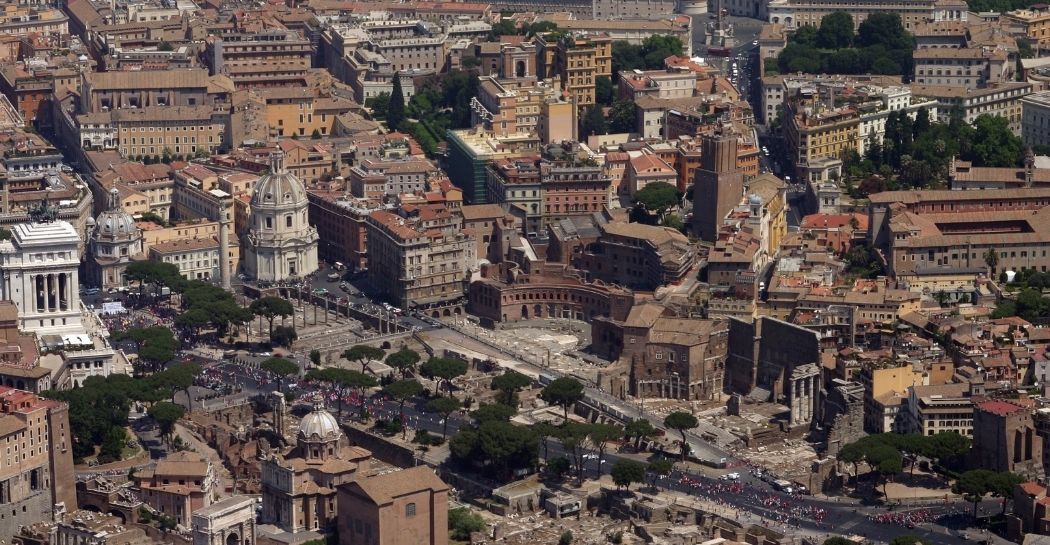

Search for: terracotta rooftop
xmin=977 ymin=399 xmax=1029 ymax=416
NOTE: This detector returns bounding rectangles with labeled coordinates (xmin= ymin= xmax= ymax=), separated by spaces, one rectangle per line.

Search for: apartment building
xmin=543 ymin=163 xmax=612 ymax=227
xmin=486 ymin=156 xmax=543 ymax=234
xmin=205 ymin=30 xmax=312 ymax=89
xmin=627 ymin=153 xmax=677 ymax=196
xmin=348 ymin=158 xmax=438 ymax=198
xmin=536 ymin=31 xmax=612 ymax=110
xmin=0 ymin=7 xmax=67 ymax=36
xmin=575 ymin=221 xmax=698 ymax=290
xmin=98 ymin=160 xmax=175 ymax=219
xmin=308 ymin=192 xmax=390 ymax=271
xmin=257 ymin=87 xmax=358 ymax=139
xmin=149 ymin=237 xmax=223 ymax=281
xmin=857 ymin=362 xmax=928 ymax=433
xmin=79 ymin=69 xmax=229 ymax=113
xmin=366 ymin=207 xmax=476 ymax=313
xmin=111 ymin=106 xmax=225 ymax=159
xmin=134 ymin=451 xmax=216 ymax=526
xmin=782 ymin=80 xmax=939 ymax=180
xmin=0 ymin=386 xmax=76 ymax=539
xmin=472 ymin=76 xmax=574 ymax=140
xmin=913 ymin=47 xmax=1010 ymax=88
xmin=0 ymin=61 xmax=77 ymax=126
xmin=900 ymin=382 xmax=974 ymax=437
xmin=139 ymin=218 xmax=240 ymax=277
xmin=767 ymin=0 xmax=966 ymax=30
xmin=912 ymin=81 xmax=1031 ymax=134
xmin=618 ymin=69 xmax=700 ymax=101
xmin=1004 ymin=7 xmax=1050 ymax=47
xmin=1022 ymin=90 xmax=1050 ymax=148
xmin=445 ymin=128 xmax=542 ymax=204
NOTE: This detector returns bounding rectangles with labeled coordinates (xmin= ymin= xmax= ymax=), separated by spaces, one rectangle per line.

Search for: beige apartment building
xmin=149 ymin=237 xmax=224 ymax=281
xmin=536 ymin=32 xmax=612 ymax=110
xmin=913 ymin=47 xmax=1010 ymax=88
xmin=366 ymin=207 xmax=476 ymax=314
xmin=901 ymin=382 xmax=974 ymax=437
xmin=472 ymin=76 xmax=573 ymax=139
xmin=767 ymin=0 xmax=966 ymax=30
xmin=618 ymin=69 xmax=699 ymax=101
xmin=113 ymin=106 xmax=225 ymax=159
xmin=1005 ymin=7 xmax=1050 ymax=47
xmin=1022 ymin=90 xmax=1050 ymax=148
xmin=139 ymin=218 xmax=240 ymax=276
xmin=205 ymin=30 xmax=312 ymax=88
xmin=912 ymin=81 xmax=1031 ymax=134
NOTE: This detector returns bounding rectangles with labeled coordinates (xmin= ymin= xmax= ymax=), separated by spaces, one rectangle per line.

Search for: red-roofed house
xmin=799 ymin=212 xmax=868 ymax=254
xmin=627 ymin=153 xmax=677 ymax=196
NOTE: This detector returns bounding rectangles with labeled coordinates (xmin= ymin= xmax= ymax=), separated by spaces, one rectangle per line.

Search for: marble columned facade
xmin=0 ymin=220 xmax=83 ymax=334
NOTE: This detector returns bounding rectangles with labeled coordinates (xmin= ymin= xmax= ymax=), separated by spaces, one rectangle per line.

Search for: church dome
xmin=251 ymin=151 xmax=306 ymax=208
xmin=299 ymin=400 xmax=340 ymax=440
xmin=94 ymin=188 xmax=138 ymax=241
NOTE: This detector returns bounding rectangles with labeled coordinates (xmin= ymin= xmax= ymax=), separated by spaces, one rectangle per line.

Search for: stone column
xmin=218 ymin=196 xmax=232 ymax=290
xmin=47 ymin=274 xmax=55 ymax=311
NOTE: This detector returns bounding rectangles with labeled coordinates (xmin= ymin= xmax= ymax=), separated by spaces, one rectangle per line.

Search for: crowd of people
xmin=673 ymin=474 xmax=828 ymax=529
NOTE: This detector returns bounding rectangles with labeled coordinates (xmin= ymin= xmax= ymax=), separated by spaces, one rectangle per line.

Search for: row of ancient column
xmin=33 ymin=272 xmax=71 ymax=313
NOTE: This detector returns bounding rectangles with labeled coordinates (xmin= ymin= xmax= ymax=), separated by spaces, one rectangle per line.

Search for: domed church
xmin=260 ymin=397 xmax=372 ymax=534
xmin=86 ymin=187 xmax=144 ymax=289
xmin=243 ymin=151 xmax=318 ymax=282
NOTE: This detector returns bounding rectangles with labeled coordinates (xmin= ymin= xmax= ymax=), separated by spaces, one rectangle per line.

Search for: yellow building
xmin=746 ymin=173 xmax=788 ymax=257
xmin=536 ymin=32 xmax=612 ymax=110
xmin=1005 ymin=8 xmax=1050 ymax=47
xmin=257 ymin=88 xmax=357 ymax=138
xmin=113 ymin=105 xmax=225 ymax=159
xmin=860 ymin=361 xmax=928 ymax=433
xmin=783 ymin=102 xmax=860 ymax=180
xmin=138 ymin=218 xmax=240 ymax=278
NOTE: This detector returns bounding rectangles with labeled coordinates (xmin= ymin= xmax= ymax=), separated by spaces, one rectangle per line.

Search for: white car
xmin=719 ymin=472 xmax=741 ymax=481
xmin=582 ymin=453 xmax=598 ymax=460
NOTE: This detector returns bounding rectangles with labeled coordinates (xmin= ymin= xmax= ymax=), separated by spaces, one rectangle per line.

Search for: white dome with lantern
xmin=87 ymin=187 xmax=143 ymax=289
xmin=243 ymin=150 xmax=318 ymax=282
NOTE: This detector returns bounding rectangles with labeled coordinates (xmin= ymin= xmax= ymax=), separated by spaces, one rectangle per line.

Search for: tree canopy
xmin=611 ymin=459 xmax=646 ymax=490
xmin=491 ymin=370 xmax=532 ymax=406
xmin=420 ymin=357 xmax=469 ymax=395
xmin=249 ymin=296 xmax=294 ymax=335
xmin=344 ymin=345 xmax=386 ymax=374
xmin=612 ymin=35 xmax=685 ymax=74
xmin=664 ymin=412 xmax=698 ymax=460
xmin=540 ymin=377 xmax=584 ymax=422
xmin=385 ymin=348 xmax=421 ymax=378
xmin=778 ymin=12 xmax=913 ymax=77
xmin=633 ymin=182 xmax=679 ymax=215
xmin=427 ymin=396 xmax=462 ymax=437
xmin=148 ymin=401 xmax=185 ymax=446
